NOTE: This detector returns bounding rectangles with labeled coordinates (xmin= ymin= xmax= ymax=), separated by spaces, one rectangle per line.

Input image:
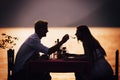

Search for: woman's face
xmin=75 ymin=29 xmax=82 ymax=41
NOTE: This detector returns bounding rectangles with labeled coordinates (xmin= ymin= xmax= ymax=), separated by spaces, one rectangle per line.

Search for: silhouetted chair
xmin=114 ymin=50 xmax=119 ymax=80
xmin=7 ymin=49 xmax=14 ymax=80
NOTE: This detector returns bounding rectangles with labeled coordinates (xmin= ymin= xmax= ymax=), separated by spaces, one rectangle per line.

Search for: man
xmin=14 ymin=20 xmax=69 ymax=80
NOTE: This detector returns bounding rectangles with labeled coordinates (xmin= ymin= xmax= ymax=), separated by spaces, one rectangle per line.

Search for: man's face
xmin=37 ymin=27 xmax=48 ymax=38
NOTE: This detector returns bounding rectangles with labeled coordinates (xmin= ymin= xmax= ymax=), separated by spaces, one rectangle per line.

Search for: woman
xmin=70 ymin=25 xmax=114 ymax=80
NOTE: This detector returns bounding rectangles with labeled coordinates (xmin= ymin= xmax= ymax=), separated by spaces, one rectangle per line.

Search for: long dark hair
xmin=77 ymin=25 xmax=106 ymax=56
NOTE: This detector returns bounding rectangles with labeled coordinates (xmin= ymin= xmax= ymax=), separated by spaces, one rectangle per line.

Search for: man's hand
xmin=48 ymin=34 xmax=69 ymax=55
xmin=61 ymin=34 xmax=69 ymax=43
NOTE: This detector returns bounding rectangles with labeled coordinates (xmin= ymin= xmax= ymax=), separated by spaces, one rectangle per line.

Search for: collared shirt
xmin=14 ymin=33 xmax=48 ymax=73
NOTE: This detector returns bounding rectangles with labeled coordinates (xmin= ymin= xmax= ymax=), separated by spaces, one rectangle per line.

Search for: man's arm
xmin=48 ymin=34 xmax=69 ymax=55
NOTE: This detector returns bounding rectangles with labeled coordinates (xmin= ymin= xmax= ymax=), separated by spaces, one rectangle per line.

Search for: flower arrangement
xmin=0 ymin=33 xmax=18 ymax=49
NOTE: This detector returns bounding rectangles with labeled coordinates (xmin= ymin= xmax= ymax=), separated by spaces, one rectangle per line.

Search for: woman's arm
xmin=63 ymin=53 xmax=88 ymax=60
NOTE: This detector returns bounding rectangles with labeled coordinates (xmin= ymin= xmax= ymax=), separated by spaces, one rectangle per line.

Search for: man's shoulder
xmin=29 ymin=33 xmax=39 ymax=39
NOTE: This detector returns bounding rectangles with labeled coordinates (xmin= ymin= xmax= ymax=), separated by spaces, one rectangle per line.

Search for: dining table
xmin=26 ymin=57 xmax=90 ymax=75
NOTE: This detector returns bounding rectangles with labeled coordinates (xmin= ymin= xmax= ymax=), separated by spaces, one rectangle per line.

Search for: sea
xmin=0 ymin=27 xmax=120 ymax=80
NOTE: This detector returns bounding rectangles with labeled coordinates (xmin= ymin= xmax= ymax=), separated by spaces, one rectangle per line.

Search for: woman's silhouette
xmin=67 ymin=25 xmax=114 ymax=80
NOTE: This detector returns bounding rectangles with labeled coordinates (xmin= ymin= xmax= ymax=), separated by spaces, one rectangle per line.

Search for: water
xmin=0 ymin=27 xmax=120 ymax=80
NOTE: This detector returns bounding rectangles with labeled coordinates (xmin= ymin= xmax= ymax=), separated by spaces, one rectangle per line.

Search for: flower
xmin=0 ymin=33 xmax=18 ymax=49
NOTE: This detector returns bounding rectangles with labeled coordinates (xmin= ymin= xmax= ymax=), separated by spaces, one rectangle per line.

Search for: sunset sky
xmin=0 ymin=0 xmax=120 ymax=27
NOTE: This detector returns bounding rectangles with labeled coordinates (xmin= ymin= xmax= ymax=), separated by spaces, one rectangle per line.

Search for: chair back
xmin=7 ymin=49 xmax=14 ymax=80
xmin=115 ymin=50 xmax=119 ymax=80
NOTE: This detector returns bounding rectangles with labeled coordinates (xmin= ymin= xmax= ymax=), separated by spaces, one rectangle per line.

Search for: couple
xmin=14 ymin=20 xmax=113 ymax=80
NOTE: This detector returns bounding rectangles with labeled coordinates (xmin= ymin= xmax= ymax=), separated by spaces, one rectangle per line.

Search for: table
xmin=26 ymin=58 xmax=90 ymax=73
